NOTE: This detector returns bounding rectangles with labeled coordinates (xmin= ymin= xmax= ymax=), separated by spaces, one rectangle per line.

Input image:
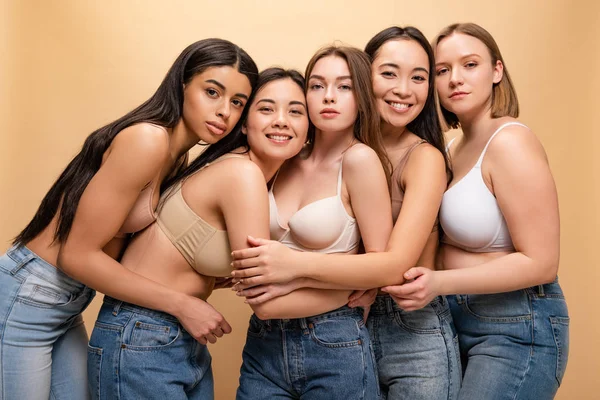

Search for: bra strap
xmin=445 ymin=137 xmax=457 ymax=153
xmin=336 ymin=160 xmax=344 ymax=195
xmin=475 ymin=122 xmax=528 ymax=167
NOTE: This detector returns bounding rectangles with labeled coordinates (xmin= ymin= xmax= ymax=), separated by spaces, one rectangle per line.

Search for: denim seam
xmin=187 ymin=340 xmax=202 ymax=392
xmin=510 ymin=296 xmax=536 ymax=399
xmin=461 ymin=302 xmax=532 ymax=323
xmin=392 ymin=312 xmax=442 ymax=334
xmin=122 ymin=325 xmax=181 ymax=352
xmin=0 ymin=268 xmax=26 ymax=400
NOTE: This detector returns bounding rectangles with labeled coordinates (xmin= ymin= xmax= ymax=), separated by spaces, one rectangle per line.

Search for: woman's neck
xmin=309 ymin=127 xmax=355 ymax=163
xmin=381 ymin=122 xmax=409 ymax=150
xmin=247 ymin=150 xmax=283 ymax=183
xmin=168 ymin=121 xmax=202 ymax=161
xmin=457 ymin=100 xmax=494 ymax=141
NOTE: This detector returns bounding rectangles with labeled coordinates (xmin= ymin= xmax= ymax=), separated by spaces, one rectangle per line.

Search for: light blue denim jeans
xmin=0 ymin=245 xmax=95 ymax=400
xmin=368 ymin=294 xmax=461 ymax=400
xmin=87 ymin=296 xmax=214 ymax=400
xmin=237 ymin=305 xmax=380 ymax=400
xmin=448 ymin=278 xmax=570 ymax=399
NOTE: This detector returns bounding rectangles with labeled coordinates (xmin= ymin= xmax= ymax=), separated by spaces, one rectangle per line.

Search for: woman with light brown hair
xmin=384 ymin=22 xmax=570 ymax=399
xmin=235 ymin=45 xmax=392 ymax=400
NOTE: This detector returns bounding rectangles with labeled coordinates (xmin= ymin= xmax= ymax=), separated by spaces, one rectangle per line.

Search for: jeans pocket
xmin=247 ymin=314 xmax=266 ymax=339
xmin=17 ymin=274 xmax=75 ymax=309
xmin=87 ymin=344 xmax=103 ymax=399
xmin=393 ymin=305 xmax=442 ymax=334
xmin=309 ymin=317 xmax=362 ymax=348
xmin=550 ymin=316 xmax=570 ymax=386
xmin=464 ymin=292 xmax=531 ymax=322
xmin=126 ymin=319 xmax=181 ymax=350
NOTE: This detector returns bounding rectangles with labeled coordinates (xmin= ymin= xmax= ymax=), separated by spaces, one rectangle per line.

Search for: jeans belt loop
xmin=112 ymin=300 xmax=123 ymax=316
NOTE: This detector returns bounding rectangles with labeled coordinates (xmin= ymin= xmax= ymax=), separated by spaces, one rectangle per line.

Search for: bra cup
xmin=440 ymin=171 xmax=510 ymax=251
xmin=288 ymin=198 xmax=347 ymax=250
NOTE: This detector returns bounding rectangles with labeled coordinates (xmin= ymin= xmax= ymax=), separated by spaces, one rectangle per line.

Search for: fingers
xmin=231 ymin=257 xmax=262 ymax=270
xmin=380 ymin=283 xmax=418 ymax=297
xmin=245 ymin=293 xmax=274 ymax=305
xmin=390 ymin=295 xmax=426 ymax=312
xmin=234 ymin=285 xmax=267 ymax=298
xmin=404 ymin=266 xmax=428 ymax=280
xmin=220 ymin=319 xmax=232 ymax=334
xmin=231 ymin=247 xmax=262 ymax=261
xmin=231 ymin=275 xmax=266 ymax=288
xmin=247 ymin=236 xmax=271 ymax=247
xmin=348 ymin=290 xmax=367 ymax=302
xmin=231 ymin=267 xmax=265 ymax=280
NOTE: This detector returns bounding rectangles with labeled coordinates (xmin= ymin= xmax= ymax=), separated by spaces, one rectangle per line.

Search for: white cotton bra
xmin=440 ymin=122 xmax=527 ymax=252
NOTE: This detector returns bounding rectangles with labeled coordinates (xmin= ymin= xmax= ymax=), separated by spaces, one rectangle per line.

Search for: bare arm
xmin=232 ymin=144 xmax=446 ymax=288
xmin=58 ymin=124 xmax=229 ymax=343
xmin=387 ymin=125 xmax=560 ymax=309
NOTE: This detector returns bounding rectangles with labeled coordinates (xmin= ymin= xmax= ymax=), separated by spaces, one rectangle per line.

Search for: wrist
xmin=164 ymin=291 xmax=187 ymax=317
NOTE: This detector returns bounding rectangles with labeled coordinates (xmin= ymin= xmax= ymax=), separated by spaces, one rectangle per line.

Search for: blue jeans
xmin=88 ymin=296 xmax=213 ymax=400
xmin=237 ymin=306 xmax=380 ymax=400
xmin=0 ymin=245 xmax=95 ymax=400
xmin=448 ymin=279 xmax=570 ymax=399
xmin=368 ymin=295 xmax=461 ymax=400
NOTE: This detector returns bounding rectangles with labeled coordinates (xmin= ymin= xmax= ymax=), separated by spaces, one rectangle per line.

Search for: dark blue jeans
xmin=237 ymin=306 xmax=379 ymax=400
xmin=448 ymin=279 xmax=569 ymax=399
xmin=87 ymin=297 xmax=213 ymax=400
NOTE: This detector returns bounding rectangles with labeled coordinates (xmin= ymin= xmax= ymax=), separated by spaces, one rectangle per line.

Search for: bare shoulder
xmin=212 ymin=156 xmax=265 ymax=189
xmin=111 ymin=123 xmax=170 ymax=161
xmin=343 ymin=143 xmax=381 ymax=172
xmin=487 ymin=122 xmax=547 ymax=162
xmin=403 ymin=143 xmax=446 ymax=185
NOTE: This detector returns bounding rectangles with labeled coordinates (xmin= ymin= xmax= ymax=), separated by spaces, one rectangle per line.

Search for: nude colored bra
xmin=440 ymin=122 xmax=527 ymax=252
xmin=269 ymin=158 xmax=360 ymax=253
xmin=157 ymin=154 xmax=245 ymax=277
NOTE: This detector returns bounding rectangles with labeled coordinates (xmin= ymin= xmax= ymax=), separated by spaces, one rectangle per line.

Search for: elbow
xmin=542 ymin=259 xmax=559 ymax=284
xmin=56 ymin=245 xmax=83 ymax=277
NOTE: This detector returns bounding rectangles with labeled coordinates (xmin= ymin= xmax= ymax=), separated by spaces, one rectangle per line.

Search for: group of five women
xmin=0 ymin=22 xmax=569 ymax=400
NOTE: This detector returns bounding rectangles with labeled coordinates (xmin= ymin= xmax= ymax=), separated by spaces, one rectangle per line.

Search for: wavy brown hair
xmin=304 ymin=45 xmax=391 ymax=185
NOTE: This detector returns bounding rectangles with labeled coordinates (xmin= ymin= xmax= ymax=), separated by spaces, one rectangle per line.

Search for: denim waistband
xmin=369 ymin=294 xmax=448 ymax=316
xmin=452 ymin=277 xmax=564 ymax=302
xmin=5 ymin=245 xmax=86 ymax=292
xmin=103 ymin=296 xmax=179 ymax=323
xmin=260 ymin=305 xmax=363 ymax=330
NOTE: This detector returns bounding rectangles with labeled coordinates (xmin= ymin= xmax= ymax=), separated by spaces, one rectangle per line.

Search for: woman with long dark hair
xmin=87 ymin=67 xmax=308 ymax=399
xmin=0 ymin=38 xmax=257 ymax=399
xmin=231 ymin=27 xmax=461 ymax=399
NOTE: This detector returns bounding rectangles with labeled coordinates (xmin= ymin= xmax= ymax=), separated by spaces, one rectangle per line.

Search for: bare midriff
xmin=120 ymin=224 xmax=215 ymax=301
xmin=440 ymin=243 xmax=511 ymax=271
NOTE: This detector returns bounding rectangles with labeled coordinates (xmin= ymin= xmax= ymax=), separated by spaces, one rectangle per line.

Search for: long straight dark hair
xmin=365 ymin=26 xmax=452 ymax=181
xmin=160 ymin=67 xmax=306 ymax=193
xmin=14 ymin=38 xmax=258 ymax=246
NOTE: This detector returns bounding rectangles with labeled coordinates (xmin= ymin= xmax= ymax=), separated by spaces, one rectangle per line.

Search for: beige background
xmin=1 ymin=0 xmax=598 ymax=398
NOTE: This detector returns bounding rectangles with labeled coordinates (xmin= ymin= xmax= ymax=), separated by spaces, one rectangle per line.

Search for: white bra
xmin=440 ymin=122 xmax=528 ymax=252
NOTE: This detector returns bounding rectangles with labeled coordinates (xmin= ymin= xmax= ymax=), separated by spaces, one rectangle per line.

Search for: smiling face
xmin=435 ymin=33 xmax=503 ymax=121
xmin=243 ymin=78 xmax=308 ymax=162
xmin=371 ymin=39 xmax=430 ymax=131
xmin=306 ymin=55 xmax=358 ymax=134
xmin=182 ymin=66 xmax=253 ymax=144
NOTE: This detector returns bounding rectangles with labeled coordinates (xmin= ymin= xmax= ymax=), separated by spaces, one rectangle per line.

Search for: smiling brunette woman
xmin=87 ymin=68 xmax=308 ymax=399
xmin=235 ymin=46 xmax=392 ymax=400
xmin=0 ymin=39 xmax=257 ymax=400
